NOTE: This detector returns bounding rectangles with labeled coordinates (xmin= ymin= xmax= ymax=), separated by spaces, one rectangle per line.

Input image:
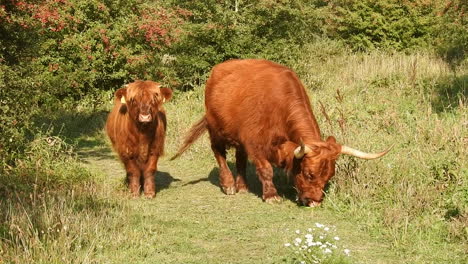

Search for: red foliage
xmin=136 ymin=6 xmax=191 ymax=49
xmin=4 ymin=0 xmax=75 ymax=32
xmin=99 ymin=28 xmax=112 ymax=52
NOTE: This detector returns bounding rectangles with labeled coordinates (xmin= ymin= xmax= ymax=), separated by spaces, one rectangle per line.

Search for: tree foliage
xmin=167 ymin=0 xmax=325 ymax=89
xmin=324 ymin=0 xmax=438 ymax=51
xmin=433 ymin=0 xmax=467 ymax=71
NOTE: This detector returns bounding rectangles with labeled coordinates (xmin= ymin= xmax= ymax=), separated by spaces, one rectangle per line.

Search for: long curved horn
xmin=341 ymin=145 xmax=392 ymax=160
xmin=294 ymin=140 xmax=312 ymax=159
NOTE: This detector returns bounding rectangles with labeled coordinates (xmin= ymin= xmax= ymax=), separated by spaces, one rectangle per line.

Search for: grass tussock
xmin=0 ymin=133 xmax=123 ymax=264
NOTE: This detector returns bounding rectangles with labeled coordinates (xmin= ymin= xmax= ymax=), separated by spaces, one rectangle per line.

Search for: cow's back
xmin=205 ymin=59 xmax=319 ymax=147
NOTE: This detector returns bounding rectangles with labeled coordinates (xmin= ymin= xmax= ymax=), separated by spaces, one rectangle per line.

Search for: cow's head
xmin=114 ymin=80 xmax=172 ymax=125
xmin=292 ymin=136 xmax=390 ymax=207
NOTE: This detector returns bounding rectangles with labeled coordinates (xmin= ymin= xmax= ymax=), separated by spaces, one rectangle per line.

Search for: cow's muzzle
xmin=138 ymin=114 xmax=152 ymax=122
xmin=300 ymin=197 xmax=322 ymax=208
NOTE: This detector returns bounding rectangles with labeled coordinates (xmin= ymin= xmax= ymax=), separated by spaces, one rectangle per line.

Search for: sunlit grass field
xmin=1 ymin=48 xmax=466 ymax=263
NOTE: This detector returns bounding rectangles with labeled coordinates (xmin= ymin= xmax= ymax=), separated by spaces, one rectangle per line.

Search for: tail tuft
xmin=170 ymin=116 xmax=208 ymax=160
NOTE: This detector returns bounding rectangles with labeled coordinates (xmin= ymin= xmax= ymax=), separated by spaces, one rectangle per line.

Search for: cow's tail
xmin=170 ymin=116 xmax=208 ymax=160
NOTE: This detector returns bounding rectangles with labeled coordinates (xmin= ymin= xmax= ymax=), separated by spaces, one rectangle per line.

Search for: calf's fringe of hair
xmin=170 ymin=117 xmax=207 ymax=160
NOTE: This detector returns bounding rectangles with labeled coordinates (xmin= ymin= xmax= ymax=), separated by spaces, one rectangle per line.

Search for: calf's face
xmin=115 ymin=81 xmax=172 ymax=125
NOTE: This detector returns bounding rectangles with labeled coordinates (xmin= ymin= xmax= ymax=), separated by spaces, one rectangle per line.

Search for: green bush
xmin=0 ymin=65 xmax=41 ymax=164
xmin=324 ymin=0 xmax=439 ymax=51
xmin=169 ymin=0 xmax=326 ymax=89
xmin=433 ymin=0 xmax=467 ymax=71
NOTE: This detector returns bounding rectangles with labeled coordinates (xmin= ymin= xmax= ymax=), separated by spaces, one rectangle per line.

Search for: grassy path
xmin=77 ymin=132 xmax=398 ymax=264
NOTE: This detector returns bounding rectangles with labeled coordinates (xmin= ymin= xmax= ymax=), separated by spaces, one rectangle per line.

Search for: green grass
xmin=1 ymin=48 xmax=466 ymax=263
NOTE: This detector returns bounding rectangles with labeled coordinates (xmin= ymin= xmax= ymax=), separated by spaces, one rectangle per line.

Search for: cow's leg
xmin=253 ymin=159 xmax=281 ymax=203
xmin=142 ymin=155 xmax=158 ymax=198
xmin=210 ymin=141 xmax=235 ymax=195
xmin=235 ymin=147 xmax=248 ymax=193
xmin=124 ymin=158 xmax=141 ymax=197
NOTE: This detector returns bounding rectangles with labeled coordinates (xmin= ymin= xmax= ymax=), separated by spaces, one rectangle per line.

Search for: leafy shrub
xmin=324 ymin=0 xmax=439 ymax=51
xmin=2 ymin=0 xmax=189 ymax=95
xmin=170 ymin=0 xmax=326 ymax=89
xmin=0 ymin=64 xmax=42 ymax=165
xmin=433 ymin=0 xmax=467 ymax=71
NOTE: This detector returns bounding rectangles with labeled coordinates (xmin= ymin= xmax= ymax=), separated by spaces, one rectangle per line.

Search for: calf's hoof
xmin=144 ymin=192 xmax=156 ymax=199
xmin=222 ymin=186 xmax=236 ymax=195
xmin=129 ymin=185 xmax=140 ymax=198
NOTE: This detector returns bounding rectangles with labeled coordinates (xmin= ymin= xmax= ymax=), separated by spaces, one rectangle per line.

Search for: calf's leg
xmin=142 ymin=155 xmax=158 ymax=198
xmin=124 ymin=158 xmax=141 ymax=197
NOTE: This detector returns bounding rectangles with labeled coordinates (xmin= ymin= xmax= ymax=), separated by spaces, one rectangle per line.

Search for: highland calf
xmin=172 ymin=59 xmax=390 ymax=206
xmin=106 ymin=80 xmax=172 ymax=198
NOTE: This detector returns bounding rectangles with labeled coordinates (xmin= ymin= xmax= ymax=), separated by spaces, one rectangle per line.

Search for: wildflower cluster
xmin=284 ymin=223 xmax=352 ymax=264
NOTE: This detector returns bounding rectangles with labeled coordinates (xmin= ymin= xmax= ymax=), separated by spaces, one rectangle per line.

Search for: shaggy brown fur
xmin=172 ymin=59 xmax=346 ymax=206
xmin=106 ymin=80 xmax=172 ymax=198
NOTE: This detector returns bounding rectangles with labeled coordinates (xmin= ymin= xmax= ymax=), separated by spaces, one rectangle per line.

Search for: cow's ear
xmin=326 ymin=136 xmax=336 ymax=143
xmin=115 ymin=87 xmax=128 ymax=114
xmin=160 ymin=87 xmax=172 ymax=103
xmin=115 ymin=87 xmax=127 ymax=103
xmin=326 ymin=136 xmax=341 ymax=156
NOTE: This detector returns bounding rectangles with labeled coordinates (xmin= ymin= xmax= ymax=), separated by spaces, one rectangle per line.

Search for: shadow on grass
xmin=33 ymin=108 xmax=119 ymax=163
xmin=32 ymin=109 xmax=109 ymax=149
xmin=118 ymin=170 xmax=181 ymax=194
xmin=430 ymin=74 xmax=467 ymax=113
xmin=77 ymin=145 xmax=115 ymax=162
xmin=185 ymin=161 xmax=297 ymax=203
xmin=155 ymin=170 xmax=181 ymax=192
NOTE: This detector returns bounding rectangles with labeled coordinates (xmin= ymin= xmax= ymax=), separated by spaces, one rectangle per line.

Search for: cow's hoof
xmin=222 ymin=186 xmax=236 ymax=195
xmin=264 ymin=195 xmax=282 ymax=204
xmin=236 ymin=185 xmax=248 ymax=194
